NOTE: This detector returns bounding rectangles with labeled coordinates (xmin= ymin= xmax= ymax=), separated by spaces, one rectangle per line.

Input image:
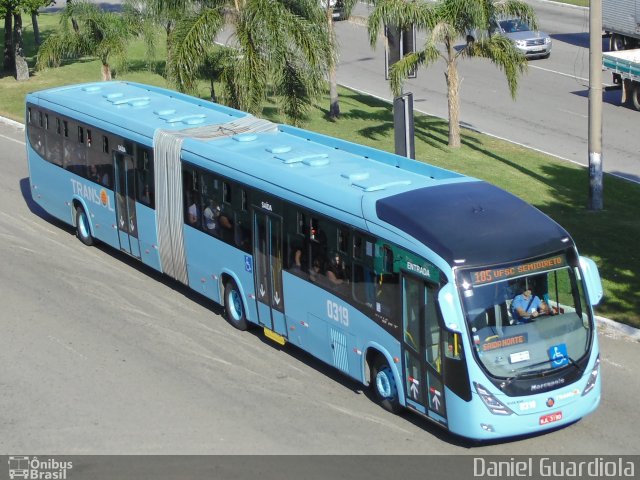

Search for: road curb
xmin=536 ymin=0 xmax=588 ymax=11
xmin=0 ymin=115 xmax=25 ymax=130
xmin=596 ymin=315 xmax=640 ymax=341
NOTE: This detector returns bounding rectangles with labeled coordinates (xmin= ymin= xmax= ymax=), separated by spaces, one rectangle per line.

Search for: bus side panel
xmin=136 ymin=204 xmax=161 ymax=271
xmin=183 ymin=227 xmax=257 ymax=319
xmin=27 ymin=144 xmax=74 ymax=225
xmin=71 ymin=178 xmax=120 ymax=249
xmin=282 ymin=273 xmax=401 ymax=384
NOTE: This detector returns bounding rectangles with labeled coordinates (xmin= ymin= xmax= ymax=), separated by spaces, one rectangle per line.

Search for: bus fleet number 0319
xmin=327 ymin=300 xmax=349 ymax=327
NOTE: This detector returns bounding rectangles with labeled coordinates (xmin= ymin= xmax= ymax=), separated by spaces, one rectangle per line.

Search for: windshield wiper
xmin=501 ymin=355 xmax=584 ymax=389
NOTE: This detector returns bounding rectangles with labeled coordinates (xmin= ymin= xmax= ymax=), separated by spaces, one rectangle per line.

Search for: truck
xmin=603 ymin=48 xmax=640 ymax=110
xmin=603 ymin=0 xmax=640 ymax=51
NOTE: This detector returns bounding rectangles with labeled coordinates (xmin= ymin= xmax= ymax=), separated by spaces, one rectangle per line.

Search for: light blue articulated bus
xmin=25 ymin=81 xmax=603 ymax=440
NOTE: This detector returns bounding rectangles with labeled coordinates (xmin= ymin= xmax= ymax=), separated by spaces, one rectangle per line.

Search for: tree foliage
xmin=36 ymin=1 xmax=143 ymax=80
xmin=158 ymin=0 xmax=335 ymax=125
xmin=368 ymin=0 xmax=532 ymax=148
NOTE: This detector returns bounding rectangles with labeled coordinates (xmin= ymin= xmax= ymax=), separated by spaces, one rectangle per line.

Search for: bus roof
xmin=377 ymin=181 xmax=571 ymax=267
xmin=28 ymin=81 xmax=572 ymax=268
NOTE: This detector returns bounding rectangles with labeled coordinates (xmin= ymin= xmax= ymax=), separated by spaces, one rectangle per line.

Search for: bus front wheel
xmin=371 ymin=356 xmax=402 ymax=414
xmin=224 ymin=280 xmax=248 ymax=330
xmin=75 ymin=206 xmax=94 ymax=246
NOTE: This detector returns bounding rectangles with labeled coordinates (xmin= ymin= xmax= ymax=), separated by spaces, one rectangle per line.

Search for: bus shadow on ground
xmin=19 ymin=177 xmax=68 ymax=228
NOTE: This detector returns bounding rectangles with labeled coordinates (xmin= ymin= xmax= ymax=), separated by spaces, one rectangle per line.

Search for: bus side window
xmin=183 ymin=166 xmax=201 ymax=228
xmin=65 ymin=122 xmax=87 ymax=177
xmin=136 ymin=147 xmax=154 ymax=208
xmin=352 ymin=235 xmax=376 ymax=308
xmin=28 ymin=107 xmax=45 ymax=157
xmin=444 ymin=330 xmax=462 ymax=361
xmin=375 ymin=245 xmax=399 ymax=319
xmin=230 ymin=186 xmax=250 ymax=252
xmin=45 ymin=116 xmax=63 ymax=166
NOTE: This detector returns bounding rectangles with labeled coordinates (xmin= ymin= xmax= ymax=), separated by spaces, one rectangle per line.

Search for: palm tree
xmin=36 ymin=1 xmax=141 ymax=80
xmin=22 ymin=0 xmax=56 ymax=45
xmin=368 ymin=0 xmax=533 ymax=148
xmin=324 ymin=0 xmax=358 ymax=119
xmin=165 ymin=0 xmax=334 ymax=126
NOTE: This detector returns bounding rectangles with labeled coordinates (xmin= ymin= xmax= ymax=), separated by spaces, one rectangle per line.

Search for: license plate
xmin=539 ymin=411 xmax=563 ymax=425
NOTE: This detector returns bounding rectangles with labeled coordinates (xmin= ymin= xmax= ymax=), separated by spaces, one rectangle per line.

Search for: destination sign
xmin=470 ymin=255 xmax=567 ymax=286
xmin=482 ymin=333 xmax=528 ymax=352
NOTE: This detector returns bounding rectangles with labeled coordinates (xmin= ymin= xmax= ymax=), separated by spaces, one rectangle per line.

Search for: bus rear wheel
xmin=371 ymin=356 xmax=402 ymax=414
xmin=224 ymin=280 xmax=248 ymax=330
xmin=75 ymin=206 xmax=94 ymax=246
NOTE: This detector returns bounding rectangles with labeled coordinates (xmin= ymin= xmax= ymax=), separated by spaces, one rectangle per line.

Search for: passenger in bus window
xmin=203 ymin=199 xmax=222 ymax=237
xmin=218 ymin=206 xmax=233 ymax=241
xmin=140 ymin=184 xmax=151 ymax=205
xmin=289 ymin=246 xmax=305 ymax=276
xmin=186 ymin=192 xmax=199 ymax=226
xmin=511 ymin=286 xmax=549 ymax=323
xmin=89 ymin=165 xmax=100 ymax=184
xmin=326 ymin=252 xmax=347 ymax=287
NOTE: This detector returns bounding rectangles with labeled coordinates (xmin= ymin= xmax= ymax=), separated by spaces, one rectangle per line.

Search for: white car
xmin=321 ymin=0 xmax=346 ymax=20
xmin=468 ymin=17 xmax=552 ymax=59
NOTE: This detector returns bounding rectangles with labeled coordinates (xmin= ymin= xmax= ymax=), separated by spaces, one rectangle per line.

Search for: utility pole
xmin=588 ymin=0 xmax=603 ymax=210
xmin=385 ymin=25 xmax=416 ymax=158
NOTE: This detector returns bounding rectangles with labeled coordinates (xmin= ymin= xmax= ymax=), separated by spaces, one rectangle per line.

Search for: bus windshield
xmin=457 ymin=253 xmax=592 ymax=378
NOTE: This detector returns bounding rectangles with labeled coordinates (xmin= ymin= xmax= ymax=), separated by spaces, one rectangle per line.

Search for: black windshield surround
xmin=375 ymin=181 xmax=571 ymax=268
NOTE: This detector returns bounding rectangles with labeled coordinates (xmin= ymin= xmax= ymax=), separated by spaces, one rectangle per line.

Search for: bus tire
xmin=371 ymin=356 xmax=402 ymax=414
xmin=75 ymin=206 xmax=94 ymax=246
xmin=224 ymin=280 xmax=248 ymax=330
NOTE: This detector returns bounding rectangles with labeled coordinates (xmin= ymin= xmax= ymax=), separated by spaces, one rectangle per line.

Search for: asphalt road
xmin=0 ymin=122 xmax=639 ymax=457
xmin=337 ymin=1 xmax=640 ymax=182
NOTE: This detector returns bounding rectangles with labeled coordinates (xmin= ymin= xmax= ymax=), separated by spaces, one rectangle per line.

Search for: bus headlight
xmin=474 ymin=382 xmax=514 ymax=415
xmin=582 ymin=355 xmax=600 ymax=396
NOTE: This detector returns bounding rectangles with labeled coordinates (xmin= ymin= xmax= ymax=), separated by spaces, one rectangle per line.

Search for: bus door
xmin=252 ymin=209 xmax=287 ymax=338
xmin=113 ymin=152 xmax=141 ymax=258
xmin=402 ymin=273 xmax=447 ymax=422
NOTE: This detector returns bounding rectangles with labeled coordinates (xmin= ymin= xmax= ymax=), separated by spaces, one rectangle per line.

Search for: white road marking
xmin=557 ymin=108 xmax=587 ymax=119
xmin=528 ymin=64 xmax=588 ymax=82
xmin=602 ymin=357 xmax=624 ymax=369
xmin=325 ymin=402 xmax=414 ymax=434
xmin=0 ymin=133 xmax=24 ymax=145
xmin=48 ymin=335 xmax=88 ymax=360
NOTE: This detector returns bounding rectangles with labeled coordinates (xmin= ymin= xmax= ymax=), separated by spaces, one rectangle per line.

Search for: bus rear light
xmin=474 ymin=382 xmax=514 ymax=415
xmin=582 ymin=355 xmax=600 ymax=396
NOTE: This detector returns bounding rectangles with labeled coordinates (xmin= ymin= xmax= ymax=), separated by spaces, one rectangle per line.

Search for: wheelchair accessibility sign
xmin=548 ymin=344 xmax=569 ymax=368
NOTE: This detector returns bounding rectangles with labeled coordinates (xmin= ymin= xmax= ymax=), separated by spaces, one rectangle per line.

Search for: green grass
xmin=2 ymin=11 xmax=639 ymax=328
xmin=554 ymin=0 xmax=589 ymax=7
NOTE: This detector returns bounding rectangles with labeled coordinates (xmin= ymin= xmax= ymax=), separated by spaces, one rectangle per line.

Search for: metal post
xmin=588 ymin=0 xmax=603 ymax=210
xmin=394 ymin=92 xmax=415 ymax=159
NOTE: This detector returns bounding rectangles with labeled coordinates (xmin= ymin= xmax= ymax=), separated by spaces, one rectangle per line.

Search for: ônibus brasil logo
xmin=8 ymin=456 xmax=73 ymax=480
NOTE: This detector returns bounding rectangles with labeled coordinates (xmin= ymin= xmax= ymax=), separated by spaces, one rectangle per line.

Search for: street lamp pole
xmin=588 ymin=0 xmax=603 ymax=210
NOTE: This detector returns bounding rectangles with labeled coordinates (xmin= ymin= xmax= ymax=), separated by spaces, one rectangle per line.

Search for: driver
xmin=511 ymin=287 xmax=549 ymax=322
